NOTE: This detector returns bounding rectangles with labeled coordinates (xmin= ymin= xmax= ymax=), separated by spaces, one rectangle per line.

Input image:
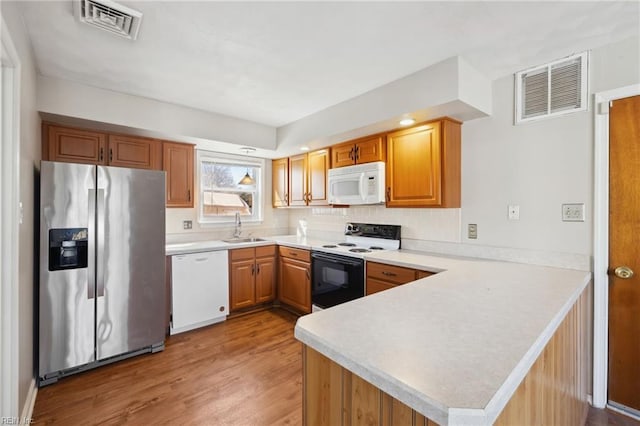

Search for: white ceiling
xmin=17 ymin=1 xmax=640 ymax=127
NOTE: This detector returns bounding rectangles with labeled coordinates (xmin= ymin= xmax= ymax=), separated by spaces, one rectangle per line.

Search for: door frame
xmin=592 ymin=83 xmax=640 ymax=409
xmin=0 ymin=17 xmax=22 ymax=419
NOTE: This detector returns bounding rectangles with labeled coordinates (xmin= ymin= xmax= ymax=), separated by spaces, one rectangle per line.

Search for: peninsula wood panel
xmin=304 ymin=284 xmax=590 ymax=426
xmin=494 ymin=283 xmax=590 ymax=425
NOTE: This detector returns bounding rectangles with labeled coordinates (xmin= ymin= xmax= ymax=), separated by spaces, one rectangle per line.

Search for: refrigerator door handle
xmin=96 ymin=188 xmax=106 ymax=298
xmin=88 ymin=189 xmax=96 ymax=299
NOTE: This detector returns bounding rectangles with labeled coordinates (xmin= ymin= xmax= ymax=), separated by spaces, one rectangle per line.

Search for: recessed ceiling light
xmin=399 ymin=118 xmax=416 ymax=126
xmin=300 ymin=146 xmax=310 ymax=151
xmin=239 ymin=147 xmax=256 ymax=155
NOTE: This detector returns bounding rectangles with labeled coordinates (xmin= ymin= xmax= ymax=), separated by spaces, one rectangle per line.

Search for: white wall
xmin=1 ymin=0 xmax=41 ymax=416
xmin=37 ymin=75 xmax=277 ymax=151
xmin=289 ymin=36 xmax=639 ymax=270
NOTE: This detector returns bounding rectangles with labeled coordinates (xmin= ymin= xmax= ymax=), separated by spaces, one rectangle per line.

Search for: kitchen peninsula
xmin=294 ymin=250 xmax=591 ymax=425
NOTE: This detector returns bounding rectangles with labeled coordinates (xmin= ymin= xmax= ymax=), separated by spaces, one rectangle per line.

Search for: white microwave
xmin=327 ymin=161 xmax=386 ymax=205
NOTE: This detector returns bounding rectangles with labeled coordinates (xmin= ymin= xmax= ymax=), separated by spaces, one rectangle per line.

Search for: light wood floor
xmin=33 ymin=309 xmax=302 ymax=425
xmin=32 ymin=307 xmax=640 ymax=425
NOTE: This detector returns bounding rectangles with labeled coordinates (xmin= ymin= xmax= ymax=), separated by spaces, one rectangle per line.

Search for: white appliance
xmin=171 ymin=250 xmax=229 ymax=335
xmin=328 ymin=161 xmax=385 ymax=205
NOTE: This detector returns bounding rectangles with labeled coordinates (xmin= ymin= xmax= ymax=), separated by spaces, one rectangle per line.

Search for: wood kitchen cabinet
xmin=107 ymin=134 xmax=162 ymax=170
xmin=163 ymin=141 xmax=194 ymax=208
xmin=44 ymin=123 xmax=162 ymax=170
xmin=366 ymin=261 xmax=434 ymax=295
xmin=276 ymin=148 xmax=329 ymax=207
xmin=278 ymin=246 xmax=311 ymax=313
xmin=272 ymin=157 xmax=289 ymax=207
xmin=331 ymin=134 xmax=386 ymax=168
xmin=229 ymin=245 xmax=276 ymax=312
xmin=44 ymin=124 xmax=107 ymax=165
xmin=386 ymin=118 xmax=461 ymax=208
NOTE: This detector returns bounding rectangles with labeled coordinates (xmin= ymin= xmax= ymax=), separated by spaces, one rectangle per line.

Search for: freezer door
xmin=39 ymin=161 xmax=97 ymax=378
xmin=96 ymin=166 xmax=166 ymax=360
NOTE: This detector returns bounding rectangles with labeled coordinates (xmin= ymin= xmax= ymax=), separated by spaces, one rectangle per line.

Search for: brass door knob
xmin=613 ymin=266 xmax=634 ymax=279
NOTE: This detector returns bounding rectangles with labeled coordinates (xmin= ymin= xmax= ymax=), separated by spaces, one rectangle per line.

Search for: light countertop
xmin=294 ymin=249 xmax=591 ymax=425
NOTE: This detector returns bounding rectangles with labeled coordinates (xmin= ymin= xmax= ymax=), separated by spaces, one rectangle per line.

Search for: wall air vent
xmin=74 ymin=0 xmax=143 ymax=40
xmin=515 ymin=51 xmax=588 ymax=124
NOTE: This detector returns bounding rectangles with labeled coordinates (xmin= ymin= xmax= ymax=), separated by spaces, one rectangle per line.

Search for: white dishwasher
xmin=170 ymin=250 xmax=229 ymax=335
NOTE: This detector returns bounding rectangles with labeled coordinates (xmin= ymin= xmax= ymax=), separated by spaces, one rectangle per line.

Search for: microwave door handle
xmin=359 ymin=173 xmax=366 ymax=202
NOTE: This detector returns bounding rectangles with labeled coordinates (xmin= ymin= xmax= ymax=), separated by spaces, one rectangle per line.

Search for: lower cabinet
xmin=229 ymin=245 xmax=276 ymax=311
xmin=366 ymin=262 xmax=434 ymax=295
xmin=278 ymin=246 xmax=311 ymax=313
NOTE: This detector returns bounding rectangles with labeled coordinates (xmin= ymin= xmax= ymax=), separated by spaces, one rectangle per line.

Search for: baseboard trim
xmin=20 ymin=378 xmax=37 ymax=424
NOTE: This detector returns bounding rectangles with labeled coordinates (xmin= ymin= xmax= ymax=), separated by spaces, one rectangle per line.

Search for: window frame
xmin=196 ymin=149 xmax=264 ymax=226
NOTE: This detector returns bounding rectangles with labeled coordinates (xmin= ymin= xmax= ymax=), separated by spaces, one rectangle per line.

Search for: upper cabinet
xmin=107 ymin=134 xmax=162 ymax=170
xmin=386 ymin=118 xmax=461 ymax=208
xmin=44 ymin=123 xmax=162 ymax=170
xmin=45 ymin=124 xmax=107 ymax=165
xmin=272 ymin=157 xmax=289 ymax=207
xmin=331 ymin=135 xmax=385 ymax=168
xmin=163 ymin=142 xmax=194 ymax=208
xmin=273 ymin=149 xmax=329 ymax=207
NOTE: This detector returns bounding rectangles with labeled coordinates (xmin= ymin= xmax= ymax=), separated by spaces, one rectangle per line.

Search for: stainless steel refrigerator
xmin=39 ymin=161 xmax=166 ymax=386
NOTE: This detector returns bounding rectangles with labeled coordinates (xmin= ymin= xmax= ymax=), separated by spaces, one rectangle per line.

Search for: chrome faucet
xmin=234 ymin=212 xmax=242 ymax=238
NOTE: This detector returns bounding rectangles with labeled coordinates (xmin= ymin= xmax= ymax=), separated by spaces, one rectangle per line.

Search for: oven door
xmin=311 ymin=251 xmax=364 ymax=309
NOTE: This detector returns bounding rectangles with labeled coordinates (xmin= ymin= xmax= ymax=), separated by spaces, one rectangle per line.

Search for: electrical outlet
xmin=468 ymin=223 xmax=478 ymax=239
xmin=562 ymin=203 xmax=585 ymax=222
xmin=183 ymin=220 xmax=193 ymax=230
xmin=508 ymin=204 xmax=520 ymax=220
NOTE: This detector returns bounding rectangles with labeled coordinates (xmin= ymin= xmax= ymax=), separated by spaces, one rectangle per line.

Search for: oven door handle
xmin=311 ymin=252 xmax=363 ymax=267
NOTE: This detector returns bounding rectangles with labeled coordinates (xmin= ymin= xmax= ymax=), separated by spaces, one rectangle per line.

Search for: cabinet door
xmin=272 ymin=158 xmax=289 ymax=207
xmin=289 ymin=154 xmax=308 ymax=206
xmin=108 ymin=135 xmax=162 ymax=170
xmin=307 ymin=149 xmax=329 ymax=206
xmin=46 ymin=124 xmax=107 ymax=165
xmin=163 ymin=142 xmax=194 ymax=208
xmin=386 ymin=122 xmax=442 ymax=207
xmin=279 ymin=257 xmax=311 ymax=313
xmin=255 ymin=257 xmax=276 ymax=304
xmin=331 ymin=142 xmax=356 ymax=168
xmin=230 ymin=259 xmax=256 ymax=311
xmin=366 ymin=278 xmax=397 ymax=295
xmin=355 ymin=136 xmax=385 ymax=164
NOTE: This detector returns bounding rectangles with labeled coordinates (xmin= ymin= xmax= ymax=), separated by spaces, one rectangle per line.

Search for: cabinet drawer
xmin=256 ymin=245 xmax=276 ymax=258
xmin=230 ymin=247 xmax=255 ymax=261
xmin=366 ymin=278 xmax=398 ymax=295
xmin=366 ymin=262 xmax=416 ymax=285
xmin=278 ymin=246 xmax=310 ymax=262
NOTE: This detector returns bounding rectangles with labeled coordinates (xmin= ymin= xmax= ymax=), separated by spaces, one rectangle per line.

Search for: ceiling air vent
xmin=74 ymin=0 xmax=143 ymax=40
xmin=515 ymin=51 xmax=588 ymax=124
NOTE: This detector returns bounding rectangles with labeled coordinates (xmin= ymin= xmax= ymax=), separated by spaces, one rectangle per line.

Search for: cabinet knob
xmin=355 ymin=145 xmax=360 ymax=161
xmin=257 ymin=264 xmax=261 ymax=274
xmin=284 ymin=193 xmax=289 ymax=203
xmin=109 ymin=148 xmax=113 ymax=162
xmin=99 ymin=147 xmax=104 ymax=162
xmin=349 ymin=147 xmax=354 ymax=160
xmin=386 ymin=187 xmax=391 ymax=202
xmin=382 ymin=271 xmax=397 ymax=277
xmin=251 ymin=264 xmax=255 ymax=275
xmin=306 ymin=269 xmax=310 ymax=281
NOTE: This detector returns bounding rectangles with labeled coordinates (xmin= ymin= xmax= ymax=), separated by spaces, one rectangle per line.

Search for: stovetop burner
xmin=369 ymin=246 xmax=384 ymax=250
xmin=349 ymin=248 xmax=371 ymax=253
xmin=338 ymin=242 xmax=356 ymax=247
xmin=322 ymin=244 xmax=338 ymax=248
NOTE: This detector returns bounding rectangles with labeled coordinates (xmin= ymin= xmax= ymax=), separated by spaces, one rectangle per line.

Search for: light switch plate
xmin=468 ymin=224 xmax=478 ymax=239
xmin=562 ymin=204 xmax=585 ymax=222
xmin=508 ymin=205 xmax=520 ymax=220
xmin=183 ymin=220 xmax=193 ymax=229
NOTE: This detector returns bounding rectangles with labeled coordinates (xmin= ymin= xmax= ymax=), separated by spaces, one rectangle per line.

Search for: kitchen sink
xmin=222 ymin=237 xmax=265 ymax=244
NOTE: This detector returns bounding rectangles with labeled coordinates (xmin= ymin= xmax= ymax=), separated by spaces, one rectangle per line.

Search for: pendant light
xmin=238 ymin=147 xmax=256 ymax=185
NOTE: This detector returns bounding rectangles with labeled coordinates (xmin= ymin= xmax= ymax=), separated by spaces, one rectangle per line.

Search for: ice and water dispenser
xmin=48 ymin=228 xmax=88 ymax=271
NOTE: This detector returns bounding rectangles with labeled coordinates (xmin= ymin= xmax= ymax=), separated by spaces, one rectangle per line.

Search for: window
xmin=515 ymin=51 xmax=588 ymax=124
xmin=197 ymin=150 xmax=263 ymax=224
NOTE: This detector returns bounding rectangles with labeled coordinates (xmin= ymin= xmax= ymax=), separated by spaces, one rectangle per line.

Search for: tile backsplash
xmin=288 ymin=206 xmax=462 ymax=243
